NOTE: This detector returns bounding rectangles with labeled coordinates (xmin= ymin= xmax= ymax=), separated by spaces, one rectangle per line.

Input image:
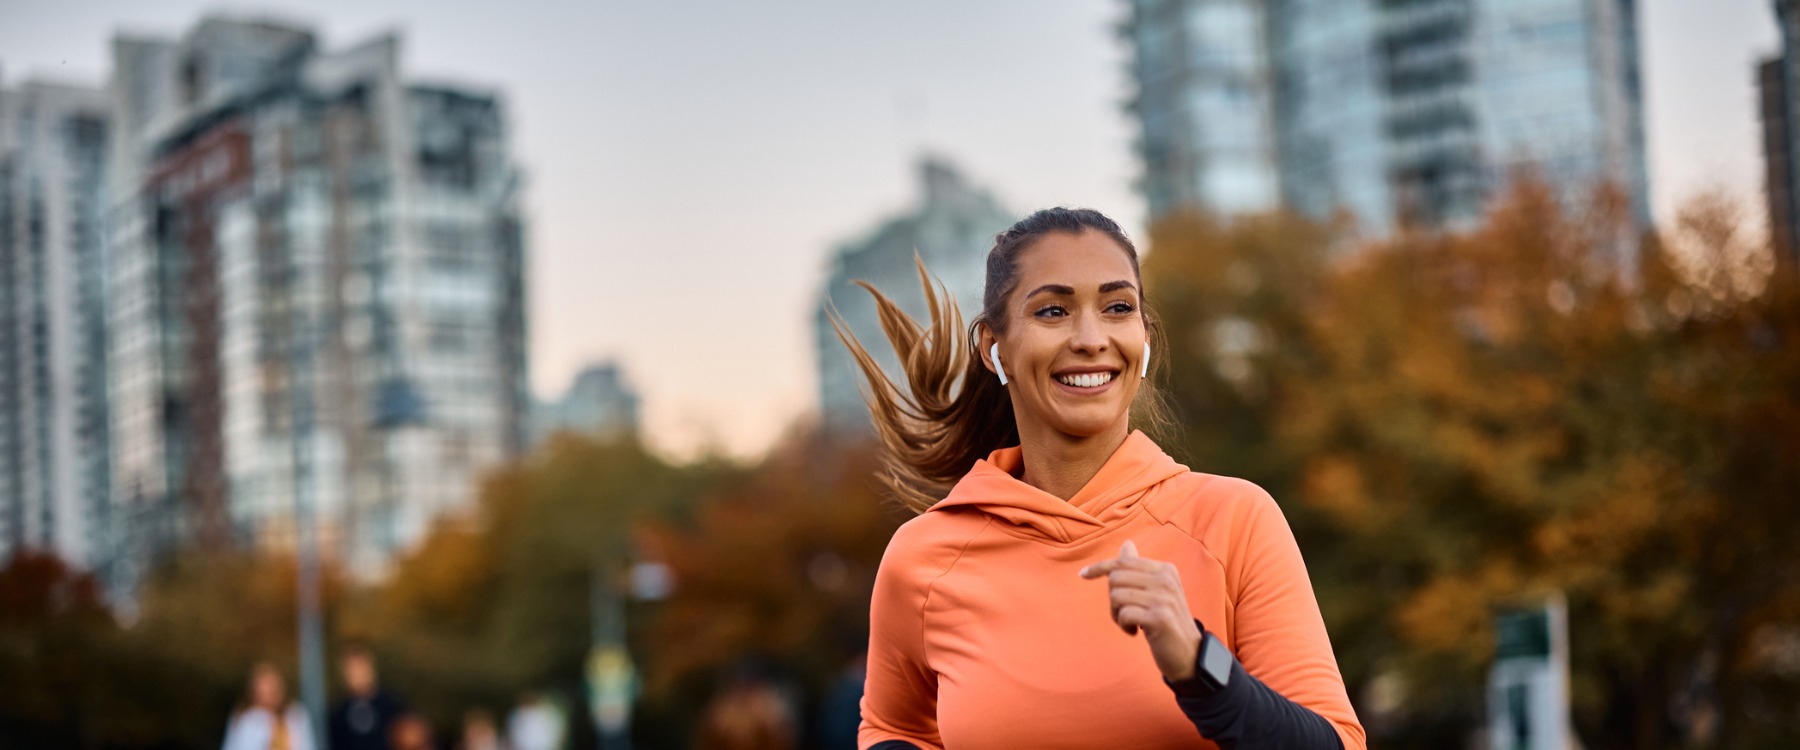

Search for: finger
xmin=1109 ymin=588 xmax=1180 ymax=631
xmin=1081 ymin=556 xmax=1164 ymax=579
xmin=1087 ymin=543 xmax=1144 ymax=579
xmin=1081 ymin=557 xmax=1155 ymax=578
xmin=1105 ymin=569 xmax=1166 ymax=593
xmin=1108 ymin=587 xmax=1161 ymax=619
xmin=1107 ymin=586 xmax=1156 ymax=636
xmin=1078 ymin=560 xmax=1116 ymax=579
xmin=1118 ymin=604 xmax=1153 ymax=636
xmin=1127 ymin=561 xmax=1182 ymax=593
xmin=1119 ymin=609 xmax=1183 ymax=645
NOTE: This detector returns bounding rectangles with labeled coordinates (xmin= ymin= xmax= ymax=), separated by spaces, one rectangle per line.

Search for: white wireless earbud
xmin=1141 ymin=341 xmax=1151 ymax=378
xmin=990 ymin=342 xmax=1008 ymax=386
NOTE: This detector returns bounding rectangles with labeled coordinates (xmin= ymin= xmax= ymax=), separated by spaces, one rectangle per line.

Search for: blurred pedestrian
xmin=222 ymin=662 xmax=315 ymax=750
xmin=329 ymin=642 xmax=408 ymax=750
xmin=459 ymin=709 xmax=507 ymax=750
xmin=697 ymin=664 xmax=797 ymax=750
xmin=813 ymin=650 xmax=864 ymax=750
xmin=388 ymin=713 xmax=434 ymax=750
xmin=506 ymin=692 xmax=566 ymax=750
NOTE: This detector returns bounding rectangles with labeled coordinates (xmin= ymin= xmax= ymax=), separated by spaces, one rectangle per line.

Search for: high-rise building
xmin=1761 ymin=56 xmax=1796 ymax=273
xmin=1765 ymin=0 xmax=1800 ymax=276
xmin=1124 ymin=0 xmax=1651 ymax=235
xmin=814 ymin=158 xmax=1014 ymax=432
xmin=1124 ymin=0 xmax=1281 ymax=221
xmin=0 ymin=77 xmax=113 ymax=571
xmin=532 ymin=362 xmax=641 ymax=446
xmin=104 ymin=15 xmax=529 ymax=580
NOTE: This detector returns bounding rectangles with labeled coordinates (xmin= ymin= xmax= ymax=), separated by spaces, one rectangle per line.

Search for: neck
xmin=1015 ymin=419 xmax=1131 ymax=501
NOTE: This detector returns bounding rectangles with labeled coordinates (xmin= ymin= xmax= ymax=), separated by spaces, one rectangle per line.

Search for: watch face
xmin=1201 ymin=634 xmax=1233 ymax=687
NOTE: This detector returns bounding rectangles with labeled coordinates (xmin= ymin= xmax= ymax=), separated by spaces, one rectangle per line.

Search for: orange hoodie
xmin=858 ymin=431 xmax=1365 ymax=750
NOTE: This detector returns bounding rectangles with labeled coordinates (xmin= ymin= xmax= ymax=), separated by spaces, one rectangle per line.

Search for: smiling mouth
xmin=1055 ymin=371 xmax=1116 ymax=388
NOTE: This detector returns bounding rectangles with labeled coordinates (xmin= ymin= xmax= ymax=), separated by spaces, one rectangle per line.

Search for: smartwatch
xmin=1171 ymin=630 xmax=1233 ymax=698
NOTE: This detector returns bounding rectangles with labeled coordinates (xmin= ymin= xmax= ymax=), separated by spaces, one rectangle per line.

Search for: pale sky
xmin=0 ymin=0 xmax=1779 ymax=459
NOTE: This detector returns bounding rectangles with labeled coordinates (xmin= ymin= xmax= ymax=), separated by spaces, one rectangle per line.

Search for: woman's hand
xmin=1079 ymin=540 xmax=1203 ymax=682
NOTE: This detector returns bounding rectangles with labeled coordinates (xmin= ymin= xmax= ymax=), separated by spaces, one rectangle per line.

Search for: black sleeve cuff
xmin=1162 ymin=626 xmax=1345 ymax=749
xmin=1166 ymin=667 xmax=1217 ymax=700
xmin=1164 ymin=629 xmax=1225 ymax=700
xmin=867 ymin=742 xmax=921 ymax=750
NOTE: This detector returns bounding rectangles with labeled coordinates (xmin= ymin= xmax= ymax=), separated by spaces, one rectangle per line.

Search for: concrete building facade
xmin=104 ymin=16 xmax=529 ymax=582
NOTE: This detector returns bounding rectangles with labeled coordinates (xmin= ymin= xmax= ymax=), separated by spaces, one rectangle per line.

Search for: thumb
xmin=1120 ymin=539 xmax=1139 ymax=559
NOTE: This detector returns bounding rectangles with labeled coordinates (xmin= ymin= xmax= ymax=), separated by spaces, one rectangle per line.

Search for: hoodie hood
xmin=929 ymin=430 xmax=1189 ymax=544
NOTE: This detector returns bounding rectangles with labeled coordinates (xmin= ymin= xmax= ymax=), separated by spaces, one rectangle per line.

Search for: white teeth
xmin=1056 ymin=371 xmax=1114 ymax=388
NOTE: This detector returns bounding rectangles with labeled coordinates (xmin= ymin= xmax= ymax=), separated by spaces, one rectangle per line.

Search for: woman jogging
xmin=836 ymin=207 xmax=1364 ymax=749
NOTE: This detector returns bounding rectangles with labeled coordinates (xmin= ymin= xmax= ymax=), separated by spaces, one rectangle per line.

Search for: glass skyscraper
xmin=104 ymin=16 xmax=529 ymax=583
xmin=1765 ymin=0 xmax=1800 ymax=276
xmin=1125 ymin=0 xmax=1282 ymax=220
xmin=1125 ymin=0 xmax=1650 ymax=236
xmin=0 ymin=79 xmax=113 ymax=574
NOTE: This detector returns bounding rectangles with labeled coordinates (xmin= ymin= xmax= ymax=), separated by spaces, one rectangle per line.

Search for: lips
xmin=1054 ymin=371 xmax=1116 ymax=388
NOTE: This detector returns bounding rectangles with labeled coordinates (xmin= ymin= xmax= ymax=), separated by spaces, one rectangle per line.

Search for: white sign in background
xmin=1487 ymin=593 xmax=1574 ymax=750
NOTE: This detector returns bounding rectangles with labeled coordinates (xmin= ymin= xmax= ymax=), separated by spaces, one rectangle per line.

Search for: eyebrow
xmin=1024 ymin=284 xmax=1076 ymax=300
xmin=1024 ymin=280 xmax=1137 ymax=300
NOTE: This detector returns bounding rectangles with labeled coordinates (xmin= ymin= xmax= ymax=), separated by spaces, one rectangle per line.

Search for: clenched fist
xmin=1079 ymin=540 xmax=1203 ymax=682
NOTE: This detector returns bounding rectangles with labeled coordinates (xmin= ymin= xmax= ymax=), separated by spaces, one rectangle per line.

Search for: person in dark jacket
xmin=329 ymin=643 xmax=408 ymax=750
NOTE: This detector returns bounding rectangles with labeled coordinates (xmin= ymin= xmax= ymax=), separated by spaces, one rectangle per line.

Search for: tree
xmin=361 ymin=433 xmax=738 ymax=744
xmin=0 ymin=551 xmax=114 ymax=748
xmin=1143 ymin=182 xmax=1800 ymax=749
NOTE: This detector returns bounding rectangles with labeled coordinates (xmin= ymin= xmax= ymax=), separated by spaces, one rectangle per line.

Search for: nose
xmin=1069 ymin=310 xmax=1108 ymax=355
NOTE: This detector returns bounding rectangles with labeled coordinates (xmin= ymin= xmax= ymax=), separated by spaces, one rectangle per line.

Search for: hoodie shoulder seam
xmin=1142 ymin=471 xmax=1217 ymax=525
xmin=917 ymin=515 xmax=994 ymax=670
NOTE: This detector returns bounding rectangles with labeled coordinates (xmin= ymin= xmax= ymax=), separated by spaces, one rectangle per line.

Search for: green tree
xmin=359 ymin=434 xmax=737 ymax=741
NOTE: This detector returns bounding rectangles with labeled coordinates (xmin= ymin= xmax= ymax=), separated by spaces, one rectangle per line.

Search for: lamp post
xmin=589 ymin=555 xmax=632 ymax=750
xmin=290 ymin=265 xmax=328 ymax=747
xmin=588 ymin=551 xmax=672 ymax=750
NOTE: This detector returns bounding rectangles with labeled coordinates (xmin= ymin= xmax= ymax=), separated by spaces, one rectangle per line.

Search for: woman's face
xmin=984 ymin=229 xmax=1147 ymax=443
xmin=252 ymin=667 xmax=285 ymax=709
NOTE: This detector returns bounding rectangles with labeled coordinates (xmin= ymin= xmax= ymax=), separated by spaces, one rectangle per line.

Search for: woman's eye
xmin=1034 ymin=305 xmax=1067 ymax=318
xmin=1107 ymin=302 xmax=1136 ymax=314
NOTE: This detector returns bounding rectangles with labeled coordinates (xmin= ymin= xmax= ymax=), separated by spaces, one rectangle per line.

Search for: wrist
xmin=1166 ymin=620 xmax=1202 ymax=682
xmin=1166 ymin=627 xmax=1233 ymax=699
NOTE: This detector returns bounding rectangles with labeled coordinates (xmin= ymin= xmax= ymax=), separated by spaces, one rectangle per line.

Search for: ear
xmin=976 ymin=323 xmax=999 ymax=375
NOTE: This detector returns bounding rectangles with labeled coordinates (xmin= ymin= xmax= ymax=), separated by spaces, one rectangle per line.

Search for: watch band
xmin=1169 ymin=629 xmax=1233 ymax=699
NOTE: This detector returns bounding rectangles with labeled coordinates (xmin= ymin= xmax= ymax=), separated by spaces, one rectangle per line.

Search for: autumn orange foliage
xmin=1146 ymin=181 xmax=1800 ymax=749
